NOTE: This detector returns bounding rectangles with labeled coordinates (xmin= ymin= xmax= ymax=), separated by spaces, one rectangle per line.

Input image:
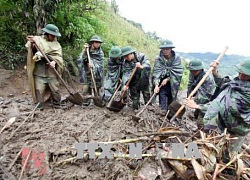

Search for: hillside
xmin=178 ymin=51 xmax=250 ymax=76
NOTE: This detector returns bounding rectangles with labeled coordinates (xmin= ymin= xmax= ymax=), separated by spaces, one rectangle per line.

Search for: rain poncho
xmin=152 ymin=50 xmax=183 ymax=100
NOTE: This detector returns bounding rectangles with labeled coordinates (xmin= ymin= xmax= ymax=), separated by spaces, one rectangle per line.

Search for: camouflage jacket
xmin=122 ymin=52 xmax=151 ymax=90
xmin=187 ymin=70 xmax=215 ymax=104
xmin=152 ymin=50 xmax=183 ymax=100
xmin=77 ymin=47 xmax=105 ymax=84
xmin=203 ymin=76 xmax=250 ymax=136
xmin=103 ymin=58 xmax=123 ymax=100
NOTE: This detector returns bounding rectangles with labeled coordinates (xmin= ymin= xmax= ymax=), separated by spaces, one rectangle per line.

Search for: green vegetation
xmin=0 ymin=0 xmax=189 ymax=89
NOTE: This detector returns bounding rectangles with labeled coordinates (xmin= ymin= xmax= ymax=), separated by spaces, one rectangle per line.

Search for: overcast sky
xmin=114 ymin=0 xmax=250 ymax=57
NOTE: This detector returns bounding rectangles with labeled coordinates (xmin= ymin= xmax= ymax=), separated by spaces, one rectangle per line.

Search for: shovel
xmin=107 ymin=67 xmax=137 ymax=112
xmin=106 ymin=79 xmax=122 ymax=109
xmin=169 ymin=46 xmax=229 ymax=122
xmin=131 ymin=84 xmax=163 ymax=122
xmin=86 ymin=48 xmax=105 ymax=107
xmin=33 ymin=42 xmax=84 ymax=105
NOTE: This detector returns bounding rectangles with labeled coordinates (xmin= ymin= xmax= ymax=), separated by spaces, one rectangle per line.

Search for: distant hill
xmin=177 ymin=52 xmax=250 ymax=77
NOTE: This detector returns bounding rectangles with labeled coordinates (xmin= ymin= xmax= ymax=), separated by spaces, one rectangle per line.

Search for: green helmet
xmin=160 ymin=39 xmax=175 ymax=49
xmin=109 ymin=46 xmax=121 ymax=58
xmin=42 ymin=24 xmax=61 ymax=37
xmin=121 ymin=46 xmax=135 ymax=57
xmin=186 ymin=59 xmax=204 ymax=70
xmin=235 ymin=58 xmax=250 ymax=76
xmin=89 ymin=35 xmax=103 ymax=43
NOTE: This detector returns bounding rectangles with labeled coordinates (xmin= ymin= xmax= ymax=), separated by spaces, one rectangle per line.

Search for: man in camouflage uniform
xmin=121 ymin=46 xmax=151 ymax=110
xmin=186 ymin=59 xmax=215 ymax=128
xmin=185 ymin=59 xmax=250 ymax=156
xmin=26 ymin=24 xmax=63 ymax=109
xmin=153 ymin=39 xmax=183 ymax=115
xmin=77 ymin=35 xmax=105 ymax=105
xmin=102 ymin=46 xmax=123 ymax=102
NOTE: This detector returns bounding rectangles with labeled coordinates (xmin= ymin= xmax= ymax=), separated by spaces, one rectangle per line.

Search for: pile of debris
xmin=0 ymin=97 xmax=250 ymax=179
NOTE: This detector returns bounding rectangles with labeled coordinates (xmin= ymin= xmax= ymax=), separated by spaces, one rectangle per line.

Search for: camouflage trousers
xmin=194 ymin=109 xmax=205 ymax=129
xmin=34 ymin=76 xmax=61 ymax=105
xmin=130 ymin=85 xmax=150 ymax=110
xmin=84 ymin=70 xmax=102 ymax=95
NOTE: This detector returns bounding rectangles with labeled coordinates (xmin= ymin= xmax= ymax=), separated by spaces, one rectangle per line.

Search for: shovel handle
xmin=136 ymin=84 xmax=163 ymax=116
xmin=170 ymin=46 xmax=229 ymax=122
xmin=86 ymin=47 xmax=99 ymax=96
xmin=33 ymin=42 xmax=73 ymax=94
xmin=120 ymin=67 xmax=137 ymax=98
xmin=106 ymin=79 xmax=122 ymax=108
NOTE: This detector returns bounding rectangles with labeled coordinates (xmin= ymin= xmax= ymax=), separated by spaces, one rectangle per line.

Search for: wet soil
xmin=0 ymin=68 xmax=248 ymax=180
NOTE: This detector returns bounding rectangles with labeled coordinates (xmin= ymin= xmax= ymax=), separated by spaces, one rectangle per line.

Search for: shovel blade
xmin=131 ymin=115 xmax=140 ymax=122
xmin=93 ymin=97 xmax=105 ymax=107
xmin=66 ymin=92 xmax=84 ymax=105
xmin=168 ymin=100 xmax=186 ymax=119
xmin=106 ymin=100 xmax=126 ymax=112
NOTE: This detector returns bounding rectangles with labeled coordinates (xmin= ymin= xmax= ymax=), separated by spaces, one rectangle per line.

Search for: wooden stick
xmin=86 ymin=48 xmax=98 ymax=96
xmin=134 ymin=131 xmax=188 ymax=137
xmin=81 ymin=117 xmax=100 ymax=136
xmin=9 ymin=103 xmax=40 ymax=140
xmin=8 ymin=148 xmax=23 ymax=171
xmin=136 ymin=85 xmax=163 ymax=117
xmin=99 ymin=137 xmax=149 ymax=144
xmin=120 ymin=67 xmax=137 ymax=98
xmin=18 ymin=149 xmax=31 ymax=180
xmin=160 ymin=110 xmax=170 ymax=128
xmin=212 ymin=163 xmax=220 ymax=180
xmin=170 ymin=46 xmax=229 ymax=122
xmin=184 ymin=129 xmax=202 ymax=144
xmin=0 ymin=117 xmax=16 ymax=134
xmin=107 ymin=79 xmax=122 ymax=108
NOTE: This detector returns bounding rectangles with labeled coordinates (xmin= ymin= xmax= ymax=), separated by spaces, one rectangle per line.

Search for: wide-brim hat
xmin=109 ymin=46 xmax=121 ymax=58
xmin=186 ymin=59 xmax=204 ymax=70
xmin=42 ymin=24 xmax=61 ymax=37
xmin=160 ymin=39 xmax=175 ymax=49
xmin=121 ymin=46 xmax=135 ymax=57
xmin=235 ymin=59 xmax=250 ymax=76
xmin=89 ymin=35 xmax=103 ymax=43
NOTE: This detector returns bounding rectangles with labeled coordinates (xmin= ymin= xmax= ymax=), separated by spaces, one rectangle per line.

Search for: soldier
xmin=77 ymin=35 xmax=105 ymax=105
xmin=26 ymin=24 xmax=63 ymax=110
xmin=184 ymin=58 xmax=250 ymax=157
xmin=121 ymin=46 xmax=151 ymax=110
xmin=186 ymin=59 xmax=215 ymax=128
xmin=153 ymin=39 xmax=183 ymax=115
xmin=102 ymin=46 xmax=123 ymax=102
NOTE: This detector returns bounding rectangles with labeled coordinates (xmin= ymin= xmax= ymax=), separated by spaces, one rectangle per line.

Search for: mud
xmin=0 ymin=69 xmax=248 ymax=179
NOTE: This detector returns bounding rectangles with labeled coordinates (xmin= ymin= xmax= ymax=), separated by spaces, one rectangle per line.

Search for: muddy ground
xmin=0 ymin=68 xmax=249 ymax=180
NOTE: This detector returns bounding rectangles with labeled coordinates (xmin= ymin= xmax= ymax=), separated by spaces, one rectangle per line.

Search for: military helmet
xmin=121 ymin=46 xmax=135 ymax=57
xmin=160 ymin=39 xmax=175 ymax=49
xmin=186 ymin=59 xmax=204 ymax=70
xmin=89 ymin=35 xmax=103 ymax=43
xmin=235 ymin=58 xmax=250 ymax=76
xmin=109 ymin=46 xmax=121 ymax=58
xmin=42 ymin=24 xmax=61 ymax=37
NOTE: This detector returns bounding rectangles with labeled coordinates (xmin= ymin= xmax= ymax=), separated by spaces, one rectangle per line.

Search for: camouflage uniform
xmin=26 ymin=24 xmax=63 ymax=108
xmin=152 ymin=40 xmax=183 ymax=111
xmin=77 ymin=35 xmax=105 ymax=98
xmin=121 ymin=46 xmax=151 ymax=110
xmin=103 ymin=46 xmax=123 ymax=102
xmin=203 ymin=59 xmax=250 ymax=155
xmin=186 ymin=59 xmax=215 ymax=127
